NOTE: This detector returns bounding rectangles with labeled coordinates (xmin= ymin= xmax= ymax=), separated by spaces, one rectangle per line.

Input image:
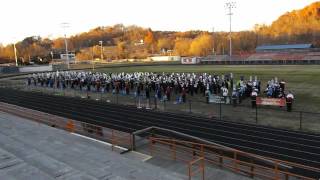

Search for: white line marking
xmin=142 ymin=156 xmax=152 ymax=162
xmin=130 ymin=151 xmax=153 ymax=162
xmin=71 ymin=133 xmax=128 ymax=151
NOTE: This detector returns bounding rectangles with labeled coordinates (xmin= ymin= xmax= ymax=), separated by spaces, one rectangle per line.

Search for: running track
xmin=0 ymin=88 xmax=319 ymax=178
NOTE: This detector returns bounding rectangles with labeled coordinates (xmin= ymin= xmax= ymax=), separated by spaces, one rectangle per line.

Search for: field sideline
xmin=93 ymin=64 xmax=320 ymax=112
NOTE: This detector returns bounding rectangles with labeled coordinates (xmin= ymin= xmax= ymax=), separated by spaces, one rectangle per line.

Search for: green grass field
xmin=11 ymin=64 xmax=318 ymax=132
xmin=95 ymin=65 xmax=320 ymax=112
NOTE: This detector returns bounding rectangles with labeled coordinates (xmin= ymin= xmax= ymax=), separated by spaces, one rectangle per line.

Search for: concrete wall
xmin=149 ymin=56 xmax=181 ymax=62
xmin=0 ymin=67 xmax=19 ymax=74
xmin=52 ymin=64 xmax=68 ymax=71
xmin=19 ymin=65 xmax=53 ymax=73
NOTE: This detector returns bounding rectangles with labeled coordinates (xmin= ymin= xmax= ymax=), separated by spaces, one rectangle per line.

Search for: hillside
xmin=256 ymin=1 xmax=320 ymax=45
xmin=0 ymin=2 xmax=320 ymax=64
xmin=271 ymin=2 xmax=320 ymax=36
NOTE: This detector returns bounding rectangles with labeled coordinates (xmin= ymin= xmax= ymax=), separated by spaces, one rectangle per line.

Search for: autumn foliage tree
xmin=254 ymin=1 xmax=320 ymax=46
xmin=76 ymin=51 xmax=92 ymax=61
xmin=189 ymin=33 xmax=213 ymax=56
xmin=52 ymin=38 xmax=65 ymax=50
xmin=117 ymin=41 xmax=127 ymax=59
xmin=0 ymin=44 xmax=14 ymax=63
xmin=174 ymin=38 xmax=192 ymax=56
xmin=157 ymin=38 xmax=174 ymax=53
xmin=144 ymin=29 xmax=156 ymax=53
xmin=1 ymin=1 xmax=319 ymax=64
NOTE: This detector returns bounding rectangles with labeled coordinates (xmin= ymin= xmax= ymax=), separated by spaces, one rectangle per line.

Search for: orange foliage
xmin=1 ymin=2 xmax=320 ymax=62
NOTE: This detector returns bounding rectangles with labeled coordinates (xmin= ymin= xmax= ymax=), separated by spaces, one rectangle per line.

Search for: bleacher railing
xmin=0 ymin=101 xmax=319 ymax=180
xmin=148 ymin=137 xmax=320 ymax=180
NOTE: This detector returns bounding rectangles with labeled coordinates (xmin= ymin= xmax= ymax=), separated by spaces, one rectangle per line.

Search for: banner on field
xmin=209 ymin=95 xmax=230 ymax=104
xmin=256 ymin=97 xmax=286 ymax=107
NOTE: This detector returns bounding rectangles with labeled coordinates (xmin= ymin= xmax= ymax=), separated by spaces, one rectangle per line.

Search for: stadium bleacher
xmin=247 ymin=52 xmax=320 ymax=61
xmin=246 ymin=44 xmax=320 ymax=63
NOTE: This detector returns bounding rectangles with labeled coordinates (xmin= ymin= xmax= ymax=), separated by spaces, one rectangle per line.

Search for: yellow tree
xmin=76 ymin=51 xmax=92 ymax=61
xmin=117 ymin=41 xmax=127 ymax=59
xmin=0 ymin=44 xmax=16 ymax=61
xmin=174 ymin=38 xmax=192 ymax=56
xmin=144 ymin=30 xmax=154 ymax=44
xmin=52 ymin=38 xmax=65 ymax=49
xmin=144 ymin=30 xmax=156 ymax=53
xmin=189 ymin=34 xmax=213 ymax=56
xmin=157 ymin=38 xmax=174 ymax=53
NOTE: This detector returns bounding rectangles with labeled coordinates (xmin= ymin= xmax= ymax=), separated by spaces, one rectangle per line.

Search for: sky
xmin=0 ymin=0 xmax=318 ymax=45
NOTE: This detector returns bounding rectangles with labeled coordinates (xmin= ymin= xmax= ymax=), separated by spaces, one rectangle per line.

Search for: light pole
xmin=13 ymin=42 xmax=18 ymax=66
xmin=92 ymin=46 xmax=95 ymax=71
xmin=212 ymin=27 xmax=215 ymax=55
xmin=99 ymin=40 xmax=103 ymax=61
xmin=50 ymin=51 xmax=54 ymax=64
xmin=61 ymin=23 xmax=70 ymax=69
xmin=225 ymin=2 xmax=236 ymax=61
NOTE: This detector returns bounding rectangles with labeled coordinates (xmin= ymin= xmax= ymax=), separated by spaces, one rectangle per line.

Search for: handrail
xmin=0 ymin=101 xmax=319 ymax=179
xmin=151 ymin=137 xmax=320 ymax=172
xmin=133 ymin=126 xmax=292 ymax=170
xmin=188 ymin=157 xmax=204 ymax=180
xmin=149 ymin=137 xmax=319 ymax=180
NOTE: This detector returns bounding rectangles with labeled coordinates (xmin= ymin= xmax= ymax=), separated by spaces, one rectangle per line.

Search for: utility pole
xmin=61 ymin=23 xmax=70 ymax=69
xmin=225 ymin=2 xmax=236 ymax=61
xmin=99 ymin=40 xmax=103 ymax=61
xmin=122 ymin=26 xmax=128 ymax=59
xmin=50 ymin=51 xmax=54 ymax=64
xmin=212 ymin=27 xmax=215 ymax=55
xmin=13 ymin=42 xmax=18 ymax=66
xmin=92 ymin=46 xmax=95 ymax=71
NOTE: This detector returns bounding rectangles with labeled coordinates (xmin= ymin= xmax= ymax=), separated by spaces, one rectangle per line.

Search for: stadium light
xmin=61 ymin=23 xmax=70 ymax=69
xmin=225 ymin=2 xmax=236 ymax=61
xmin=13 ymin=42 xmax=18 ymax=66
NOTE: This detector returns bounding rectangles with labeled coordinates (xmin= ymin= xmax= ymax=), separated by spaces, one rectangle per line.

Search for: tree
xmin=117 ymin=41 xmax=127 ymax=59
xmin=254 ymin=1 xmax=320 ymax=46
xmin=76 ymin=51 xmax=92 ymax=61
xmin=174 ymin=38 xmax=192 ymax=56
xmin=125 ymin=25 xmax=146 ymax=43
xmin=0 ymin=45 xmax=14 ymax=60
xmin=189 ymin=34 xmax=213 ymax=56
xmin=157 ymin=38 xmax=174 ymax=53
xmin=52 ymin=38 xmax=65 ymax=50
xmin=1 ymin=1 xmax=319 ymax=64
xmin=144 ymin=30 xmax=155 ymax=45
xmin=144 ymin=29 xmax=156 ymax=53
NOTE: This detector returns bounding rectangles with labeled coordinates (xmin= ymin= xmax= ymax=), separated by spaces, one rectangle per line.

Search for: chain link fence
xmin=1 ymin=81 xmax=319 ymax=134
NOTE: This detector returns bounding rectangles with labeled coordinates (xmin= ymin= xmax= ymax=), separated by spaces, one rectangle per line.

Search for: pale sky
xmin=0 ymin=0 xmax=318 ymax=45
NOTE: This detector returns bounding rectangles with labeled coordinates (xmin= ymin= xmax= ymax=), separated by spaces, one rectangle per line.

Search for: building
xmin=181 ymin=57 xmax=201 ymax=64
xmin=55 ymin=53 xmax=76 ymax=64
xmin=198 ymin=43 xmax=320 ymax=65
xmin=246 ymin=43 xmax=320 ymax=64
xmin=255 ymin=44 xmax=314 ymax=52
xmin=60 ymin=53 xmax=76 ymax=61
xmin=149 ymin=56 xmax=181 ymax=62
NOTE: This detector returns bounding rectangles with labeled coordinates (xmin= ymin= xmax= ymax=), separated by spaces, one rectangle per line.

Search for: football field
xmin=95 ymin=64 xmax=320 ymax=112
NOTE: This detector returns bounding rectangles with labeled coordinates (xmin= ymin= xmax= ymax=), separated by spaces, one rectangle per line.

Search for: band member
xmin=286 ymin=91 xmax=294 ymax=112
xmin=251 ymin=89 xmax=258 ymax=108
